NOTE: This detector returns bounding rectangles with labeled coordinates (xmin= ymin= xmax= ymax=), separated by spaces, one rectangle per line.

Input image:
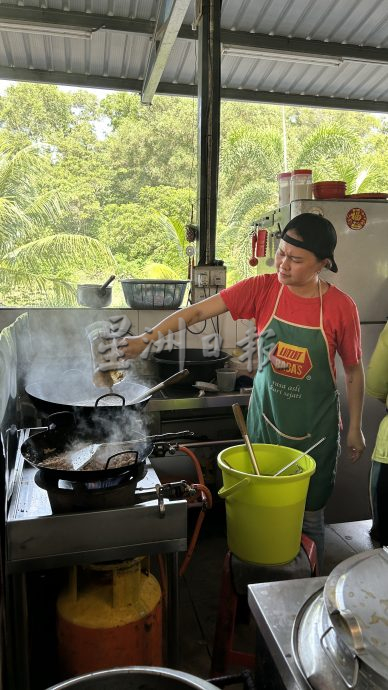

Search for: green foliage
xmin=0 ymin=234 xmax=115 ymax=306
xmin=0 ymin=81 xmax=387 ymax=306
xmin=142 ymin=263 xmax=181 ymax=279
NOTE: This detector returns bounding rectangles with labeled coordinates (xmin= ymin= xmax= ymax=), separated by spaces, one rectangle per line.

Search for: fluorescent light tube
xmin=222 ymin=45 xmax=343 ymax=67
xmin=0 ymin=20 xmax=93 ymax=39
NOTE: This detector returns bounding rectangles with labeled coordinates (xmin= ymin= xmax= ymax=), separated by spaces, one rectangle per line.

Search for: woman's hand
xmin=346 ymin=427 xmax=366 ymax=462
xmin=117 ymin=334 xmax=147 ymax=360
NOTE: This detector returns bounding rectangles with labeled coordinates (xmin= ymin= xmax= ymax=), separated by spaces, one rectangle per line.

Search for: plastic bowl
xmin=313 ymin=181 xmax=346 ymax=199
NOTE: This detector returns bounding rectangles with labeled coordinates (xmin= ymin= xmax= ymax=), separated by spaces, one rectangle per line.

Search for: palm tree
xmin=0 ymin=142 xmax=115 ymax=306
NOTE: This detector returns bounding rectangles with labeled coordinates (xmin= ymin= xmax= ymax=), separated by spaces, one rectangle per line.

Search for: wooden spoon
xmin=232 ymin=403 xmax=261 ymax=475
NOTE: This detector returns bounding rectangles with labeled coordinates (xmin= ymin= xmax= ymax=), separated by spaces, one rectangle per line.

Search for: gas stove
xmin=5 ymin=427 xmax=188 ymax=687
xmin=6 ymin=428 xmax=188 ymax=571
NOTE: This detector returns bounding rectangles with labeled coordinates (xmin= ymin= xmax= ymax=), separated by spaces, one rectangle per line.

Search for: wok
xmin=153 ymin=348 xmax=231 ymax=386
xmin=21 ymin=416 xmax=194 ymax=482
xmin=25 ymin=368 xmax=188 ymax=416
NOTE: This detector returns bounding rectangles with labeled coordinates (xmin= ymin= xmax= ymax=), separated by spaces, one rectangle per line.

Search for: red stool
xmin=210 ymin=534 xmax=318 ymax=675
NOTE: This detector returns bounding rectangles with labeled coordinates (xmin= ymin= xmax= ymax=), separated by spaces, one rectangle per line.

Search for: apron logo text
xmin=270 ymin=341 xmax=312 ymax=379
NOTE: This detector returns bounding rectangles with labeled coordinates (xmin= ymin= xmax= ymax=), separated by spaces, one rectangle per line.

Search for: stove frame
xmin=5 ymin=429 xmax=187 ymax=690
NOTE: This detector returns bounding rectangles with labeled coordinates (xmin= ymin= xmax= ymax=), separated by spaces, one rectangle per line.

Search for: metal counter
xmin=7 ymin=462 xmax=186 ymax=572
xmin=248 ymin=577 xmax=327 ymax=690
xmin=146 ymin=389 xmax=251 ymax=412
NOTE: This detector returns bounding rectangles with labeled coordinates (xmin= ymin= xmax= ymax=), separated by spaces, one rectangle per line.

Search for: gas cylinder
xmin=56 ymin=557 xmax=162 ymax=678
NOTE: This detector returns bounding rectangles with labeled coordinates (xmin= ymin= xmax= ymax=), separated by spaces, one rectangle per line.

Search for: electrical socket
xmin=209 ymin=267 xmax=226 ymax=287
xmin=192 ymin=266 xmax=210 ymax=287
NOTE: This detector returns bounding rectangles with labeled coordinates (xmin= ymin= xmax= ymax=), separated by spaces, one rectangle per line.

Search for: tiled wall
xmin=0 ymin=307 xmax=254 ymax=360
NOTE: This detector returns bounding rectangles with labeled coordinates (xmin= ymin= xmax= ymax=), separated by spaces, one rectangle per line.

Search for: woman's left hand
xmin=346 ymin=427 xmax=366 ymax=462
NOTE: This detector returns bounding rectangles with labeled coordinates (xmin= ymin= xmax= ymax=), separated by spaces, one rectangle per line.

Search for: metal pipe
xmin=177 ymin=439 xmax=242 ymax=448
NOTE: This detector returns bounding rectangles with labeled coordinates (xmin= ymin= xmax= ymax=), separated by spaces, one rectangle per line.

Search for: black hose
xmin=209 ymin=669 xmax=256 ymax=689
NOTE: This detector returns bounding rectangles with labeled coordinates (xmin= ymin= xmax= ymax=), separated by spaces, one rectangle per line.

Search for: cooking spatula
xmin=64 ymin=443 xmax=102 ymax=471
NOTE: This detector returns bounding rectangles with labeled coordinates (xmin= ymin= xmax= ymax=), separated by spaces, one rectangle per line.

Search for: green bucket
xmin=217 ymin=444 xmax=316 ymax=565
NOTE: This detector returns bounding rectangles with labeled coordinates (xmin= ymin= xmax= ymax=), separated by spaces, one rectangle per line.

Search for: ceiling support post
xmin=196 ymin=0 xmax=221 ymax=266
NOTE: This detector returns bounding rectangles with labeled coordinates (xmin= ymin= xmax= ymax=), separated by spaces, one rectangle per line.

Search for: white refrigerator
xmin=267 ymin=199 xmax=388 ymax=522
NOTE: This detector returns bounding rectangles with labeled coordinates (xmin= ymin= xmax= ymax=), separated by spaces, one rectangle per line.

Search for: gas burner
xmin=34 ymin=465 xmax=147 ymax=514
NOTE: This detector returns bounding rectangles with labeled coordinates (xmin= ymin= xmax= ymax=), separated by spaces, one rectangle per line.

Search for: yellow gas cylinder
xmin=56 ymin=557 xmax=162 ymax=677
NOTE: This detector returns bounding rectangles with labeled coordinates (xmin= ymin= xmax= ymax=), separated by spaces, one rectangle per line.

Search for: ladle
xmin=273 ymin=437 xmax=326 ymax=477
xmin=99 ymin=274 xmax=115 ymax=294
xmin=232 ymin=403 xmax=261 ymax=475
xmin=127 ymin=369 xmax=190 ymax=405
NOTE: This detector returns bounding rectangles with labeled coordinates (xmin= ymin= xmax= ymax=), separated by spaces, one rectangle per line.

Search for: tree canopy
xmin=0 ymin=83 xmax=387 ymax=305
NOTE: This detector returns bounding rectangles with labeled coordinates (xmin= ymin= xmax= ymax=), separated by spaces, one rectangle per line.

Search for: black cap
xmin=281 ymin=213 xmax=338 ymax=273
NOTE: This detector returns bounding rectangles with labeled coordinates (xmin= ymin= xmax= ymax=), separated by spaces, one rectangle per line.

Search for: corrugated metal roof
xmin=0 ymin=0 xmax=388 ymax=111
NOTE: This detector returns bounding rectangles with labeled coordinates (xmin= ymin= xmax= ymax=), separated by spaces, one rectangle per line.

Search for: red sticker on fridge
xmin=346 ymin=207 xmax=367 ymax=230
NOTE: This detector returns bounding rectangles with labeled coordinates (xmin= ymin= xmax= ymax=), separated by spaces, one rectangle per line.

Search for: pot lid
xmin=323 ymin=547 xmax=388 ymax=681
xmin=292 ymin=586 xmax=388 ymax=689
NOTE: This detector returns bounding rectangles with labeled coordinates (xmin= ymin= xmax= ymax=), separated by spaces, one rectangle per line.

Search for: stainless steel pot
xmin=46 ymin=666 xmax=219 ymax=689
xmin=292 ymin=548 xmax=388 ymax=689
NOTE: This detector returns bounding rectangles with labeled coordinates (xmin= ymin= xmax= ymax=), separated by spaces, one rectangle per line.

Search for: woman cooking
xmin=119 ymin=213 xmax=365 ymax=569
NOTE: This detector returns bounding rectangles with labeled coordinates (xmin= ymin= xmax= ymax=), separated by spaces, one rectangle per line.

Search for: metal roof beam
xmin=0 ymin=6 xmax=155 ymax=35
xmin=219 ymin=30 xmax=388 ymax=64
xmin=1 ymin=66 xmax=386 ymax=114
xmin=141 ymin=0 xmax=191 ymax=105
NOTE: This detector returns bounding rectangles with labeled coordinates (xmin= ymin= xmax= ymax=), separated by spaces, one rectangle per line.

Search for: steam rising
xmin=23 ymin=310 xmax=157 ymax=446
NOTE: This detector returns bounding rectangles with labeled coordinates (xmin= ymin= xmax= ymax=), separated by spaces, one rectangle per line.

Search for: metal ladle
xmin=232 ymin=403 xmax=261 ymax=475
xmin=273 ymin=437 xmax=326 ymax=477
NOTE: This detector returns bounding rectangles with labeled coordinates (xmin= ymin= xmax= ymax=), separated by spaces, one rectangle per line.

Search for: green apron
xmin=247 ymin=282 xmax=340 ymax=510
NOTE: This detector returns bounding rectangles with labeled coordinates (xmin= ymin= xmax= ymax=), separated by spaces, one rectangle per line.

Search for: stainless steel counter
xmin=147 ymin=389 xmax=251 ymax=412
xmin=248 ymin=577 xmax=327 ymax=690
xmin=7 ymin=464 xmax=187 ymax=572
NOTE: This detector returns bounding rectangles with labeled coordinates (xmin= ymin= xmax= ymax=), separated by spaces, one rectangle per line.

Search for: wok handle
xmin=128 ymin=369 xmax=190 ymax=405
xmin=95 ymin=393 xmax=125 ymax=407
xmin=150 ymin=431 xmax=195 ymax=442
xmin=47 ymin=411 xmax=76 ymax=429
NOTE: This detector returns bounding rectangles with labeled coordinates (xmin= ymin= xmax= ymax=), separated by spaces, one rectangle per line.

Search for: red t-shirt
xmin=220 ymin=273 xmax=361 ymax=375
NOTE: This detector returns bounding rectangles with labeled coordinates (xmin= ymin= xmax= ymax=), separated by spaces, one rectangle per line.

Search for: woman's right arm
xmin=119 ymin=293 xmax=229 ymax=359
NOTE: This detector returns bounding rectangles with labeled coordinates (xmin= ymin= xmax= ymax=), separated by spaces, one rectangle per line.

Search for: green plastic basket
xmin=121 ymin=280 xmax=189 ymax=309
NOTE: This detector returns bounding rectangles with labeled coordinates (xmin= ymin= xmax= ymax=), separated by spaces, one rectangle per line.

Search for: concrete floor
xmin=177 ymin=501 xmax=376 ymax=689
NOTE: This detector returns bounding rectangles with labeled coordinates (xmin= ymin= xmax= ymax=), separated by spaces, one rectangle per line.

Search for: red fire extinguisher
xmin=249 ymin=227 xmax=267 ymax=267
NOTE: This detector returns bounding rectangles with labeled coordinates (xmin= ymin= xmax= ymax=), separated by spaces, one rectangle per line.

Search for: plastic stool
xmin=210 ymin=534 xmax=318 ymax=675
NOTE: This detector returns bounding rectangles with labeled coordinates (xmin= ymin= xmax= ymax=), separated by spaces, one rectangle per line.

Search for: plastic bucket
xmin=217 ymin=444 xmax=316 ymax=565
